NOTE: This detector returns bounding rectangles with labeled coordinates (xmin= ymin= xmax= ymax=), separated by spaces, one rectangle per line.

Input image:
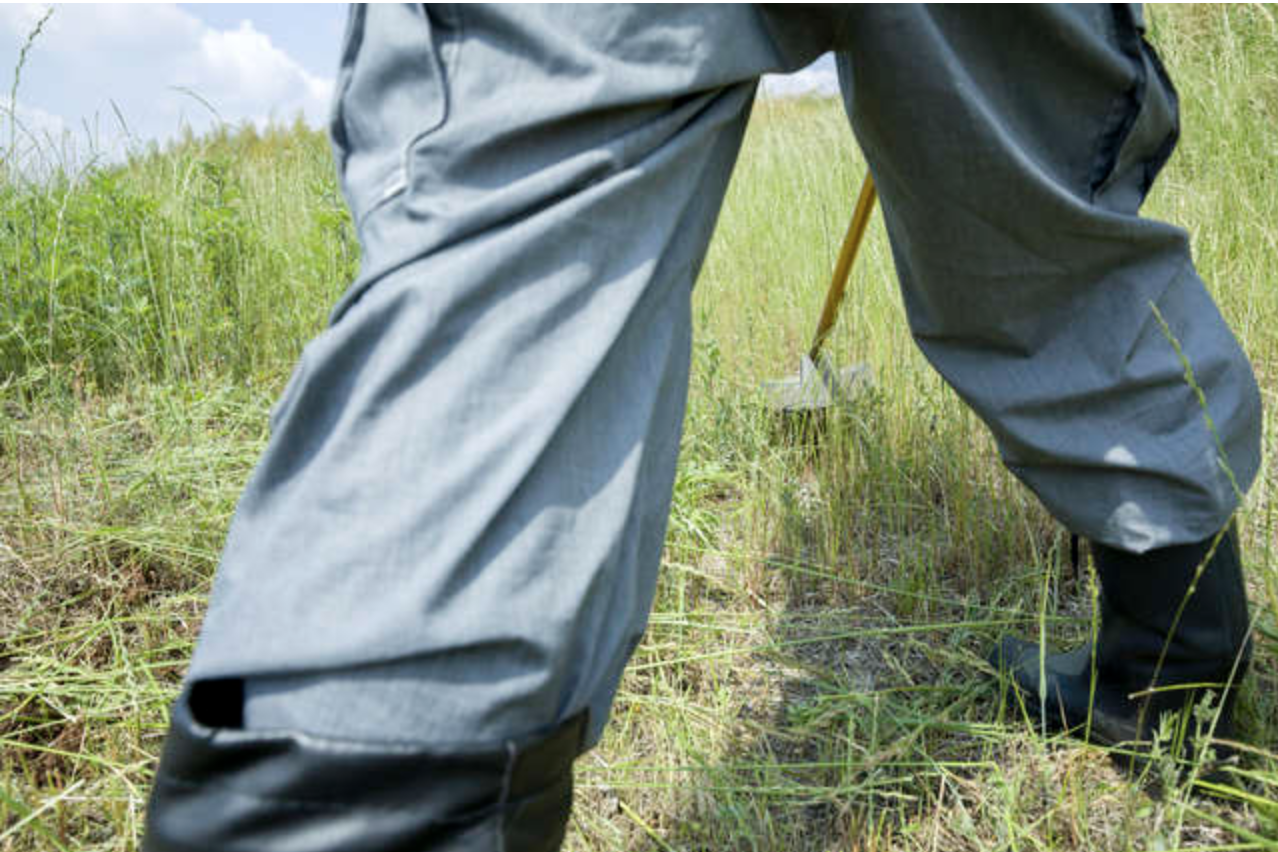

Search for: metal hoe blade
xmin=761 ymin=354 xmax=871 ymax=412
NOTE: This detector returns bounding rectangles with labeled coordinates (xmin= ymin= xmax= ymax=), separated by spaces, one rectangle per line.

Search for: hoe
xmin=762 ymin=171 xmax=877 ymax=412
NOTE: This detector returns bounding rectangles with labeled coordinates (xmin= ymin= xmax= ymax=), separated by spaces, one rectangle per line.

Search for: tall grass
xmin=1 ymin=121 xmax=356 ymax=390
xmin=1 ymin=5 xmax=1276 ymax=850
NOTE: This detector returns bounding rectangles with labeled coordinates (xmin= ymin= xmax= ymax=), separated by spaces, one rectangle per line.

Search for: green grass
xmin=3 ymin=5 xmax=1277 ymax=850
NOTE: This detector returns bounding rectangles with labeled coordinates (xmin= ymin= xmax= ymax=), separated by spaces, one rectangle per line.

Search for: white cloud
xmin=1 ymin=99 xmax=70 ymax=176
xmin=186 ymin=20 xmax=333 ymax=127
xmin=0 ymin=3 xmax=334 ymax=160
xmin=760 ymin=63 xmax=840 ymax=100
xmin=0 ymin=3 xmax=52 ymax=40
xmin=6 ymin=100 xmax=67 ymax=141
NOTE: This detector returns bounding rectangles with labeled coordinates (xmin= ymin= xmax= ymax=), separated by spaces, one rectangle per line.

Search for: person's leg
xmin=142 ymin=6 xmax=831 ymax=850
xmin=831 ymin=5 xmax=1259 ymax=750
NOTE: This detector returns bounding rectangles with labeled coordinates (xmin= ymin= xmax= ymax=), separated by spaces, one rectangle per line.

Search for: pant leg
xmin=181 ymin=5 xmax=827 ymax=751
xmin=833 ymin=4 xmax=1261 ymax=553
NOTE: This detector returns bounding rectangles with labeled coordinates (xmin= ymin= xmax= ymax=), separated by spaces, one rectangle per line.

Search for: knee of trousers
xmin=143 ymin=680 xmax=584 ymax=852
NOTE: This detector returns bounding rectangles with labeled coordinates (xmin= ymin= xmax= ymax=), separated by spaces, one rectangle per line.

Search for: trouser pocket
xmin=330 ymin=4 xmax=454 ymax=222
xmin=1090 ymin=6 xmax=1180 ymax=212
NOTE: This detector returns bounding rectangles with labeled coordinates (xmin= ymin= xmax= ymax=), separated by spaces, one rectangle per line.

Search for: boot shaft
xmin=1092 ymin=526 xmax=1252 ymax=710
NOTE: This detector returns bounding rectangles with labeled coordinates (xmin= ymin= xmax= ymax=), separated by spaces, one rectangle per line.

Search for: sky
xmin=1 ymin=4 xmax=837 ymax=164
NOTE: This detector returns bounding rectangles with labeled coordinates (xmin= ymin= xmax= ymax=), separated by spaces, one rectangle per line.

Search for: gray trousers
xmin=187 ymin=5 xmax=1261 ymax=750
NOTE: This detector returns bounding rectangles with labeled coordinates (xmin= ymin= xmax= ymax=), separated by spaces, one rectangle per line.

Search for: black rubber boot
xmin=991 ymin=526 xmax=1251 ymax=758
xmin=143 ymin=679 xmax=583 ymax=852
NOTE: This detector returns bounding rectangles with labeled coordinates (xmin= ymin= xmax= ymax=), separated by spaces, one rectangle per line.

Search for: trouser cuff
xmin=144 ymin=683 xmax=584 ymax=852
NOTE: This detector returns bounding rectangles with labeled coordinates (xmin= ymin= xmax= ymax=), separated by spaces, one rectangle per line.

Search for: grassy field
xmin=2 ymin=5 xmax=1277 ymax=850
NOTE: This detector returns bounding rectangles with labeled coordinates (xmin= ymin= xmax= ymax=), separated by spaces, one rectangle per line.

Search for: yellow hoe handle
xmin=808 ymin=172 xmax=878 ymax=363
